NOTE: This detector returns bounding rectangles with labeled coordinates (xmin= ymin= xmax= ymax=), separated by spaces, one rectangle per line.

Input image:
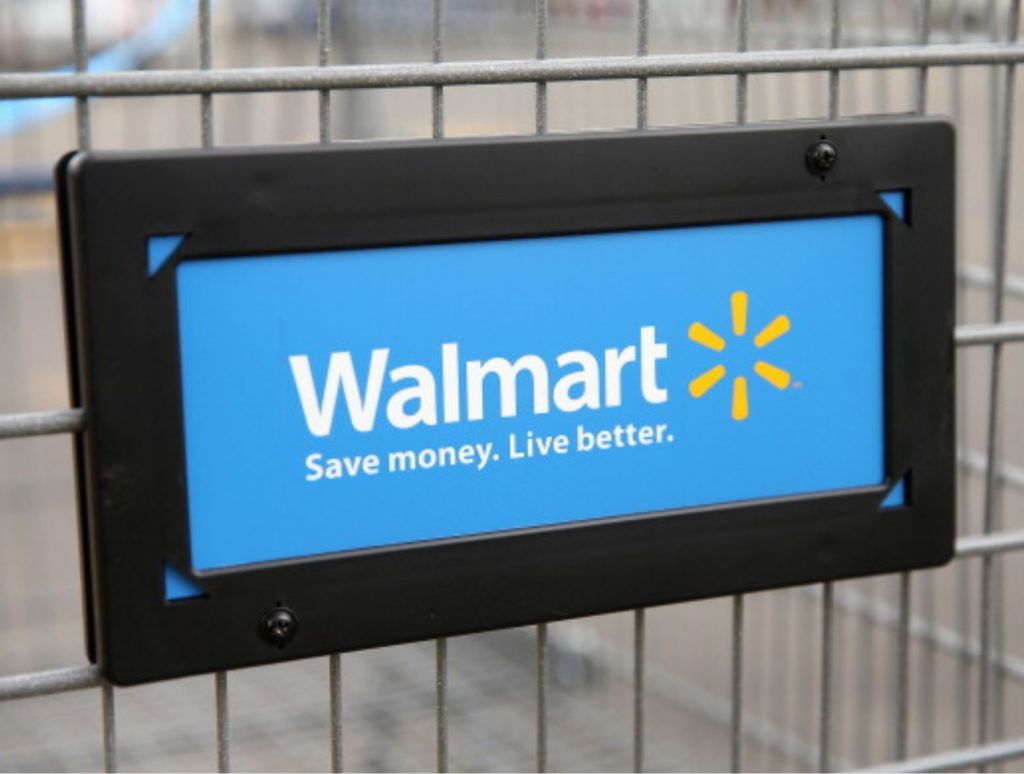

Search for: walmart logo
xmin=687 ymin=291 xmax=792 ymax=421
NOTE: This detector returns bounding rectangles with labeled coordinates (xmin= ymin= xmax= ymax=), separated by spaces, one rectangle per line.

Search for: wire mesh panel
xmin=2 ymin=0 xmax=1024 ymax=770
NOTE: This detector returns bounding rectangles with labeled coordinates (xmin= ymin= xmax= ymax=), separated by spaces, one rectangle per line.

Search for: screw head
xmin=260 ymin=607 xmax=298 ymax=648
xmin=806 ymin=140 xmax=838 ymax=176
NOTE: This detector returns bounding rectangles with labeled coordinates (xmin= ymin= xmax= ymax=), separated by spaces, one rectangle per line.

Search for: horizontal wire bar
xmin=955 ymin=321 xmax=1024 ymax=346
xmin=0 ymin=525 xmax=1020 ymax=705
xmin=0 ymin=409 xmax=86 ymax=439
xmin=956 ymin=529 xmax=1024 ymax=558
xmin=2 ymin=42 xmax=1024 ymax=99
xmin=960 ymin=447 xmax=1024 ymax=491
xmin=960 ymin=263 xmax=1024 ymax=298
xmin=0 ymin=322 xmax=1017 ymax=441
xmin=807 ymin=585 xmax=1024 ymax=688
xmin=858 ymin=735 xmax=1024 ymax=772
xmin=0 ymin=665 xmax=102 ymax=701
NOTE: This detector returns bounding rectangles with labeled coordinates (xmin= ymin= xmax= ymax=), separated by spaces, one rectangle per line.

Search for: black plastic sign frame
xmin=58 ymin=117 xmax=955 ymax=685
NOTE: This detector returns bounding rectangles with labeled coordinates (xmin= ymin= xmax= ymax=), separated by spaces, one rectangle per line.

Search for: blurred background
xmin=2 ymin=0 xmax=1024 ymax=770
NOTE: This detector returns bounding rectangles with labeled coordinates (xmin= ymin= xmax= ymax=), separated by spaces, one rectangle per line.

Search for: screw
xmin=260 ymin=607 xmax=298 ymax=648
xmin=806 ymin=140 xmax=838 ymax=176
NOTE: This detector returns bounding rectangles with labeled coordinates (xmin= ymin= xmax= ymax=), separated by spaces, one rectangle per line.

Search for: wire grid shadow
xmin=2 ymin=0 xmax=1024 ymax=771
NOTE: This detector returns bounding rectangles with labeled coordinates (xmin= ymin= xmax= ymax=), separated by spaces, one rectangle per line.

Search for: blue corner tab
xmin=882 ymin=478 xmax=907 ymax=509
xmin=164 ymin=563 xmax=205 ymax=601
xmin=148 ymin=234 xmax=186 ymax=276
xmin=879 ymin=191 xmax=907 ymax=222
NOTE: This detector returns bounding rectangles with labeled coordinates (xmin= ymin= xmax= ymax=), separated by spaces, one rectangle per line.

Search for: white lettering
xmin=289 ymin=350 xmax=389 ymax=436
xmin=466 ymin=355 xmax=550 ymax=421
xmin=386 ymin=365 xmax=438 ymax=429
xmin=639 ymin=326 xmax=669 ymax=403
xmin=552 ymin=350 xmax=601 ymax=413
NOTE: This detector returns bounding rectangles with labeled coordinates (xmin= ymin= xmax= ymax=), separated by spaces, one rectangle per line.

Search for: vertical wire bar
xmin=216 ymin=670 xmax=230 ymax=773
xmin=198 ymin=0 xmax=213 ymax=147
xmin=330 ymin=654 xmax=343 ymax=773
xmin=634 ymin=607 xmax=644 ymax=774
xmin=102 ymin=682 xmax=116 ymax=773
xmin=636 ymin=0 xmax=649 ymax=129
xmin=991 ymin=2 xmax=1010 ymax=743
xmin=892 ymin=3 xmax=932 ymax=762
xmin=431 ymin=6 xmax=447 ymax=765
xmin=895 ymin=574 xmax=912 ymax=761
xmin=318 ymin=0 xmax=332 ymax=143
xmin=988 ymin=0 xmax=1000 ymax=169
xmin=533 ymin=1 xmax=549 ymax=764
xmin=533 ymin=1 xmax=552 ymax=763
xmin=437 ymin=637 xmax=448 ymax=773
xmin=854 ymin=580 xmax=877 ymax=766
xmin=322 ymin=6 xmax=339 ymax=760
xmin=199 ymin=7 xmax=224 ymax=768
xmin=827 ymin=0 xmax=840 ymax=119
xmin=919 ymin=573 xmax=937 ymax=754
xmin=535 ymin=0 xmax=548 ymax=134
xmin=730 ymin=595 xmax=744 ymax=773
xmin=987 ymin=0 xmax=1007 ymax=753
xmin=949 ymin=0 xmax=973 ymax=751
xmin=979 ymin=0 xmax=1020 ymax=758
xmin=730 ymin=5 xmax=749 ymax=768
xmin=632 ymin=20 xmax=654 ymax=751
xmin=71 ymin=0 xmax=90 ymax=149
xmin=915 ymin=0 xmax=932 ymax=113
xmin=873 ymin=0 xmax=889 ymax=112
xmin=735 ymin=0 xmax=749 ymax=125
xmin=819 ymin=583 xmax=834 ymax=773
xmin=819 ymin=5 xmax=841 ymax=768
xmin=536 ymin=623 xmax=548 ymax=773
xmin=431 ymin=0 xmax=443 ymax=140
xmin=72 ymin=4 xmax=106 ymax=768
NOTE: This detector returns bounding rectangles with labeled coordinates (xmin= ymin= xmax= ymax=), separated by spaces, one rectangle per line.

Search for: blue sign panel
xmin=177 ymin=214 xmax=886 ymax=571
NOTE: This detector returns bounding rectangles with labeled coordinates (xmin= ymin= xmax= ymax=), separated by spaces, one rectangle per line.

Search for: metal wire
xmin=735 ymin=0 xmax=750 ymax=125
xmin=535 ymin=0 xmax=548 ymax=134
xmin=9 ymin=516 xmax=1022 ymax=709
xmin=536 ymin=622 xmax=548 ymax=773
xmin=198 ymin=0 xmax=213 ymax=147
xmin=895 ymin=573 xmax=912 ymax=761
xmin=0 ymin=665 xmax=102 ymax=700
xmin=318 ymin=0 xmax=332 ymax=143
xmin=330 ymin=654 xmax=343 ymax=773
xmin=731 ymin=9 xmax=749 ymax=766
xmin=216 ymin=670 xmax=229 ymax=772
xmin=634 ymin=607 xmax=644 ymax=774
xmin=636 ymin=0 xmax=649 ymax=129
xmin=819 ymin=8 xmax=843 ymax=766
xmin=431 ymin=0 xmax=443 ymax=140
xmin=102 ymin=682 xmax=117 ymax=773
xmin=828 ymin=0 xmax=841 ymax=119
xmin=916 ymin=0 xmax=933 ymax=113
xmin=7 ymin=43 xmax=1024 ymax=98
xmin=0 ymin=315 xmax=1017 ymax=445
xmin=979 ymin=0 xmax=1021 ymax=754
xmin=957 ymin=321 xmax=1024 ymax=346
xmin=533 ymin=6 xmax=549 ymax=766
xmin=820 ymin=583 xmax=834 ymax=773
xmin=731 ymin=594 xmax=744 ymax=773
xmin=860 ymin=736 xmax=1024 ymax=774
xmin=436 ymin=637 xmax=448 ymax=773
xmin=0 ymin=408 xmax=85 ymax=439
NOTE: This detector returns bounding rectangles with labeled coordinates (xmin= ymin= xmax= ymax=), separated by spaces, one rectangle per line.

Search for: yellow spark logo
xmin=687 ymin=291 xmax=792 ymax=421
